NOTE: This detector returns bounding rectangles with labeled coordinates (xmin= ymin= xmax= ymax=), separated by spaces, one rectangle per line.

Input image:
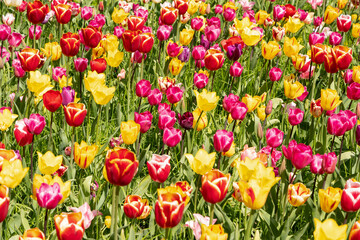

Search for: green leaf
xmin=20 ymin=209 xmax=30 ymax=230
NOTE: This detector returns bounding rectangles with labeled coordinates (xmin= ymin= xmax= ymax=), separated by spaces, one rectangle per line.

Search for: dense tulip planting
xmin=2 ymin=0 xmax=360 ymax=239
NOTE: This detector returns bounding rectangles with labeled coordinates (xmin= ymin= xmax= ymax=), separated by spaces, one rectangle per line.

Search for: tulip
xmin=284 ymin=17 xmax=304 ymax=33
xmin=350 ymin=221 xmax=360 ymax=240
xmin=163 ymin=127 xmax=182 ymax=147
xmin=113 ymin=26 xmax=125 ymax=39
xmin=0 ymin=185 xmax=9 ymax=223
xmin=54 ymin=4 xmax=72 ymax=24
xmin=104 ymin=148 xmax=138 ymax=186
xmin=327 ymin=113 xmax=349 ymax=136
xmin=81 ymin=26 xmax=102 ymax=48
xmin=229 ymin=61 xmax=244 ymax=77
xmin=352 ymin=23 xmax=360 ymax=38
xmin=19 ymin=228 xmax=46 ymax=240
xmin=43 ymin=90 xmax=62 ymax=113
xmin=90 ymin=58 xmax=107 ymax=73
xmin=319 ymin=187 xmax=342 ymax=213
xmin=157 ymin=25 xmax=172 ymax=42
xmin=341 ymin=178 xmax=360 ymax=212
xmin=38 ymin=151 xmax=62 ymax=175
xmin=226 ymin=43 xmax=243 ymax=61
xmin=287 ymin=183 xmax=311 ymax=207
xmin=200 ymin=169 xmax=230 ymax=204
xmin=4 ymin=0 xmax=22 ymax=7
xmin=311 ymin=43 xmax=326 ymax=64
xmin=60 ymin=32 xmax=80 ymax=57
xmin=324 ymin=6 xmax=342 ymax=25
xmin=54 ymin=212 xmax=85 ymax=240
xmin=72 ymin=58 xmax=88 ymax=73
xmin=230 ymin=101 xmax=247 ymax=121
xmin=12 ymin=59 xmax=25 ymax=78
xmin=321 ymin=89 xmax=341 ymax=111
xmin=166 ymin=40 xmax=182 ymax=58
xmin=265 ymin=128 xmax=284 ymax=148
xmin=0 ymin=159 xmax=28 ymax=188
xmin=185 ymin=149 xmax=216 ymax=175
xmin=134 ymin=111 xmax=153 ymax=133
xmin=193 ymin=108 xmax=208 ymax=131
xmin=166 ymin=86 xmax=183 ymax=104
xmin=169 ymin=57 xmax=185 ymax=75
xmin=36 ymin=182 xmax=63 ymax=209
xmin=204 ymin=49 xmax=224 ymax=71
xmin=282 ymin=140 xmax=313 ymax=170
xmin=310 ymin=154 xmax=324 ymax=174
xmin=147 ymin=154 xmax=171 ymax=183
xmin=0 ymin=25 xmax=11 ymax=41
xmin=223 ymin=93 xmax=239 ymax=113
xmin=127 ymin=16 xmax=145 ymax=32
xmin=309 ymin=32 xmax=325 ymax=46
xmin=347 ymin=82 xmax=360 ymax=100
xmin=138 ymin=32 xmax=154 ymax=53
xmin=63 ymin=103 xmax=87 ymax=127
xmin=68 ymin=202 xmax=101 ymax=230
xmin=272 ymin=26 xmax=285 ymax=41
xmin=120 ymin=120 xmax=140 ymax=145
xmin=124 ymin=195 xmax=152 ymax=219
xmin=158 ymin=110 xmax=176 ymax=130
xmin=155 ymin=186 xmax=188 ymax=228
xmin=18 ymin=48 xmax=45 ymax=72
xmin=74 ymin=141 xmax=98 ymax=169
xmin=191 ymin=17 xmax=205 ymax=31
xmin=292 ymin=54 xmax=311 ymax=73
xmin=14 ymin=119 xmax=33 ymax=146
xmin=204 ymin=25 xmax=221 ymax=42
xmin=146 ymin=88 xmax=162 ymax=106
xmin=61 ymin=86 xmax=75 ymax=106
xmin=269 ymin=67 xmax=282 ymax=82
xmin=329 ymin=32 xmax=343 ymax=46
xmin=41 ymin=42 xmax=62 ymax=61
xmin=313 ymin=218 xmax=347 ymax=240
xmin=284 ymin=37 xmax=303 ymax=58
xmin=194 ymin=89 xmax=219 ymax=112
xmin=200 ymin=224 xmax=228 ymax=240
xmin=192 ymin=46 xmax=206 ymax=60
xmin=33 ymin=174 xmax=71 ymax=203
xmin=344 ymin=69 xmax=353 ymax=84
xmin=122 ymin=30 xmax=141 ymax=52
xmin=0 ymin=109 xmax=17 ymax=131
xmin=24 ymin=113 xmax=46 ymax=135
xmin=288 ymin=108 xmax=304 ymax=125
xmin=284 ymin=78 xmax=305 ymax=100
xmin=332 ymin=45 xmax=352 ymax=70
xmin=81 ymin=6 xmax=93 ymax=20
xmin=223 ymin=7 xmax=236 ymax=22
xmin=240 ymin=27 xmax=263 ymax=46
xmin=213 ymin=130 xmax=234 ymax=153
xmin=261 ymin=40 xmax=281 ymax=60
xmin=194 ymin=72 xmax=208 ymax=89
xmin=8 ymin=32 xmax=24 ymax=49
xmin=27 ymin=1 xmax=49 ymax=25
xmin=337 ymin=14 xmax=351 ymax=32
xmin=111 ymin=7 xmax=128 ymax=24
xmin=160 ymin=7 xmax=178 ymax=25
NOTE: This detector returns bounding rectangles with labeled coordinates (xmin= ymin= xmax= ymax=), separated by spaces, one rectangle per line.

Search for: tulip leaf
xmin=259 ymin=209 xmax=280 ymax=237
xmin=81 ymin=175 xmax=93 ymax=200
xmin=133 ymin=175 xmax=151 ymax=196
xmin=128 ymin=225 xmax=135 ymax=240
xmin=20 ymin=209 xmax=30 ymax=231
xmin=292 ymin=223 xmax=309 ymax=240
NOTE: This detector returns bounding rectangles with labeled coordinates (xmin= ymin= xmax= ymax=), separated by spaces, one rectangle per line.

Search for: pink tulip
xmin=341 ymin=179 xmax=360 ymax=212
xmin=223 ymin=93 xmax=239 ymax=112
xmin=288 ymin=108 xmax=304 ymax=126
xmin=231 ymin=102 xmax=248 ymax=120
xmin=347 ymin=82 xmax=360 ymax=100
xmin=307 ymin=0 xmax=323 ymax=9
xmin=29 ymin=25 xmax=42 ymax=40
xmin=158 ymin=110 xmax=176 ymax=130
xmin=52 ymin=67 xmax=67 ymax=82
xmin=337 ymin=15 xmax=351 ymax=32
xmin=207 ymin=17 xmax=221 ymax=28
xmin=12 ymin=59 xmax=25 ymax=78
xmin=114 ymin=26 xmax=125 ymax=38
xmin=296 ymin=86 xmax=309 ymax=101
xmin=166 ymin=86 xmax=183 ymax=104
xmin=134 ymin=111 xmax=153 ymax=133
xmin=36 ymin=183 xmax=63 ymax=209
xmin=134 ymin=7 xmax=148 ymax=21
xmin=70 ymin=202 xmax=102 ymax=229
xmin=2 ymin=13 xmax=15 ymax=26
xmin=147 ymin=154 xmax=171 ymax=183
xmin=136 ymin=80 xmax=152 ymax=98
xmin=158 ymin=103 xmax=171 ymax=114
xmin=7 ymin=32 xmax=24 ymax=48
xmin=191 ymin=17 xmax=205 ymax=31
xmin=269 ymin=67 xmax=282 ymax=82
xmin=229 ymin=61 xmax=243 ymax=77
xmin=273 ymin=5 xmax=286 ymax=22
xmin=214 ymin=5 xmax=223 ymax=14
xmin=298 ymin=9 xmax=308 ymax=21
xmin=339 ymin=110 xmax=357 ymax=131
xmin=313 ymin=16 xmax=323 ymax=27
xmin=322 ymin=152 xmax=337 ymax=174
xmin=24 ymin=113 xmax=46 ymax=135
xmin=204 ymin=25 xmax=221 ymax=42
xmin=329 ymin=32 xmax=342 ymax=46
xmin=192 ymin=45 xmax=206 ymax=60
xmin=89 ymin=14 xmax=106 ymax=28
xmin=185 ymin=213 xmax=217 ymax=240
xmin=309 ymin=32 xmax=325 ymax=46
xmin=163 ymin=127 xmax=182 ymax=147
xmin=344 ymin=69 xmax=353 ymax=84
xmin=266 ymin=128 xmax=284 ymax=148
xmin=74 ymin=58 xmax=88 ymax=72
xmin=213 ymin=130 xmax=234 ymax=152
xmin=81 ymin=6 xmax=93 ymax=20
xmin=282 ymin=140 xmax=313 ymax=170
xmin=223 ymin=8 xmax=236 ymax=22
xmin=0 ymin=24 xmax=11 ymax=41
xmin=193 ymin=72 xmax=208 ymax=89
xmin=239 ymin=0 xmax=255 ymax=12
xmin=327 ymin=111 xmax=353 ymax=136
xmin=167 ymin=41 xmax=182 ymax=58
xmin=157 ymin=25 xmax=172 ymax=41
xmin=310 ymin=154 xmax=324 ymax=174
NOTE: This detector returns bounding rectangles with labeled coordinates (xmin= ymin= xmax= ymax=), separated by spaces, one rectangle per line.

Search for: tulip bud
xmin=65 ymin=146 xmax=71 ymax=156
xmin=350 ymin=221 xmax=360 ymax=240
xmin=265 ymin=100 xmax=273 ymax=115
xmin=357 ymin=103 xmax=360 ymax=119
xmin=147 ymin=154 xmax=171 ymax=183
xmin=98 ymin=1 xmax=104 ymax=11
xmin=257 ymin=122 xmax=263 ymax=139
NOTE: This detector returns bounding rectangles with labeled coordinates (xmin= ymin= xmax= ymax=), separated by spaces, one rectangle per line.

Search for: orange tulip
xmin=63 ymin=103 xmax=87 ymax=127
xmin=200 ymin=169 xmax=230 ymax=204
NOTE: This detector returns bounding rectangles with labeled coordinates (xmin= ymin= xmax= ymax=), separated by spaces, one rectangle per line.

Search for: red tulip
xmin=284 ymin=4 xmax=296 ymax=18
xmin=147 ymin=154 xmax=171 ymax=183
xmin=43 ymin=90 xmax=62 ymax=112
xmin=324 ymin=46 xmax=339 ymax=73
xmin=337 ymin=14 xmax=352 ymax=32
xmin=349 ymin=221 xmax=360 ymax=240
xmin=204 ymin=49 xmax=224 ymax=71
xmin=174 ymin=0 xmax=188 ymax=15
xmin=341 ymin=179 xmax=360 ymax=212
xmin=0 ymin=185 xmax=9 ymax=223
xmin=90 ymin=58 xmax=107 ymax=73
xmin=27 ymin=1 xmax=49 ymax=25
xmin=311 ymin=43 xmax=326 ymax=64
xmin=81 ymin=26 xmax=101 ymax=48
xmin=332 ymin=45 xmax=352 ymax=70
xmin=54 ymin=212 xmax=84 ymax=240
xmin=17 ymin=48 xmax=45 ymax=72
xmin=138 ymin=32 xmax=154 ymax=53
xmin=128 ymin=16 xmax=146 ymax=31
xmin=200 ymin=169 xmax=230 ymax=204
xmin=122 ymin=30 xmax=141 ymax=52
xmin=63 ymin=103 xmax=87 ymax=127
xmin=60 ymin=32 xmax=80 ymax=57
xmin=123 ymin=195 xmax=150 ymax=219
xmin=14 ymin=119 xmax=33 ymax=146
xmin=160 ymin=7 xmax=178 ymax=25
xmin=54 ymin=4 xmax=72 ymax=24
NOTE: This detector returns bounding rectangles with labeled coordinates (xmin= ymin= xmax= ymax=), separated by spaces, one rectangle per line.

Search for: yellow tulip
xmin=0 ymin=109 xmax=17 ymax=131
xmin=261 ymin=40 xmax=281 ymax=60
xmin=223 ymin=2 xmax=238 ymax=11
xmin=0 ymin=159 xmax=28 ymax=188
xmin=222 ymin=142 xmax=235 ymax=157
xmin=352 ymin=14 xmax=358 ymax=22
xmin=37 ymin=151 xmax=62 ymax=175
xmin=102 ymin=35 xmax=119 ymax=52
xmin=283 ymin=37 xmax=304 ymax=58
xmin=92 ymin=45 xmax=105 ymax=59
xmin=84 ymin=71 xmax=106 ymax=92
xmin=200 ymin=224 xmax=228 ymax=240
xmin=198 ymin=2 xmax=207 ymax=15
xmin=32 ymin=174 xmax=71 ymax=204
xmin=187 ymin=0 xmax=200 ymax=15
xmin=284 ymin=77 xmax=304 ymax=99
xmin=240 ymin=27 xmax=262 ymax=46
xmin=255 ymin=10 xmax=270 ymax=25
xmin=338 ymin=0 xmax=348 ymax=9
xmin=120 ymin=120 xmax=140 ymax=145
xmin=58 ymin=75 xmax=72 ymax=88
xmin=353 ymin=23 xmax=360 ymax=38
xmin=234 ymin=18 xmax=256 ymax=33
xmin=26 ymin=71 xmax=54 ymax=97
xmin=320 ymin=89 xmax=342 ymax=111
xmin=291 ymin=54 xmax=308 ymax=72
xmin=84 ymin=71 xmax=115 ymax=105
xmin=313 ymin=218 xmax=347 ymax=240
xmin=287 ymin=183 xmax=311 ymax=207
xmin=105 ymin=216 xmax=111 ymax=228
xmin=198 ymin=69 xmax=210 ymax=77
xmin=353 ymin=66 xmax=360 ymax=83
xmin=192 ymin=107 xmax=208 ymax=131
xmin=257 ymin=105 xmax=266 ymax=121
xmin=236 ymin=158 xmax=280 ymax=210
xmin=112 ymin=7 xmax=129 ymax=24
xmin=106 ymin=50 xmax=124 ymax=67
xmin=319 ymin=187 xmax=342 ymax=213
xmin=74 ymin=141 xmax=99 ymax=169
xmin=158 ymin=185 xmax=190 ymax=205
xmin=194 ymin=89 xmax=219 ymax=112
xmin=284 ymin=17 xmax=304 ymax=33
xmin=180 ymin=29 xmax=194 ymax=46
xmin=324 ymin=6 xmax=342 ymax=25
xmin=169 ymin=57 xmax=185 ymax=76
xmin=41 ymin=42 xmax=62 ymax=61
xmin=185 ymin=149 xmax=216 ymax=175
xmin=241 ymin=94 xmax=261 ymax=112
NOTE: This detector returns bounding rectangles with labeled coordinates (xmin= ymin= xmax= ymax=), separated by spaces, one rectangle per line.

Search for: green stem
xmin=95 ymin=105 xmax=103 ymax=144
xmin=244 ymin=210 xmax=258 ymax=240
xmin=43 ymin=208 xmax=49 ymax=238
xmin=33 ymin=24 xmax=36 ymax=49
xmin=209 ymin=204 xmax=215 ymax=226
xmin=48 ymin=112 xmax=54 ymax=151
xmin=111 ymin=185 xmax=120 ymax=240
xmin=70 ymin=126 xmax=75 ymax=178
xmin=193 ymin=174 xmax=200 ymax=212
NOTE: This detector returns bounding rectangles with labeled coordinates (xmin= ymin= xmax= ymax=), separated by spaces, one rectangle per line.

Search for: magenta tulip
xmin=213 ymin=130 xmax=234 ymax=152
xmin=0 ymin=24 xmax=11 ymax=41
xmin=147 ymin=154 xmax=171 ymax=183
xmin=74 ymin=58 xmax=88 ymax=72
xmin=166 ymin=86 xmax=183 ymax=104
xmin=282 ymin=140 xmax=313 ymax=170
xmin=273 ymin=5 xmax=286 ymax=22
xmin=329 ymin=32 xmax=342 ymax=46
xmin=204 ymin=25 xmax=221 ymax=42
xmin=223 ymin=8 xmax=236 ymax=22
xmin=347 ymin=82 xmax=360 ymax=100
xmin=148 ymin=88 xmax=163 ymax=106
xmin=288 ymin=108 xmax=304 ymax=126
xmin=191 ymin=17 xmax=204 ymax=31
xmin=229 ymin=61 xmax=243 ymax=77
xmin=178 ymin=112 xmax=194 ymax=130
xmin=163 ymin=127 xmax=182 ymax=147
xmin=327 ymin=113 xmax=349 ymax=136
xmin=266 ymin=128 xmax=284 ymax=148
xmin=223 ymin=93 xmax=240 ymax=112
xmin=341 ymin=179 xmax=360 ymax=212
xmin=309 ymin=32 xmax=325 ymax=46
xmin=158 ymin=110 xmax=176 ymax=130
xmin=310 ymin=154 xmax=324 ymax=174
xmin=81 ymin=6 xmax=93 ymax=20
xmin=157 ymin=25 xmax=172 ymax=41
xmin=136 ymin=80 xmax=152 ymax=98
xmin=193 ymin=72 xmax=208 ymax=89
xmin=24 ymin=114 xmax=46 ymax=135
xmin=322 ymin=152 xmax=337 ymax=174
xmin=134 ymin=111 xmax=153 ymax=133
xmin=269 ymin=67 xmax=282 ymax=82
xmin=29 ymin=25 xmax=42 ymax=40
xmin=344 ymin=69 xmax=353 ymax=84
xmin=231 ymin=102 xmax=248 ymax=121
xmin=192 ymin=45 xmax=206 ymax=60
xmin=36 ymin=183 xmax=63 ymax=209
